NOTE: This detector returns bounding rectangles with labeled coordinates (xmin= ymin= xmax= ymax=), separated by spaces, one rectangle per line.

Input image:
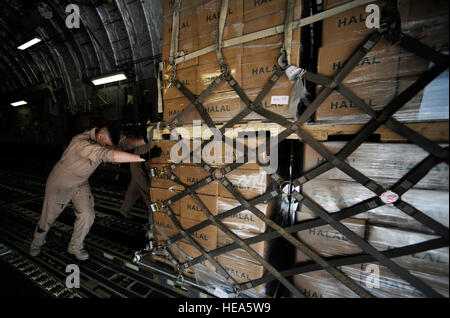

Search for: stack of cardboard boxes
xmin=149 ymin=137 xmax=276 ymax=295
xmin=315 ymin=0 xmax=449 ymax=123
xmin=162 ymin=0 xmax=303 ymax=124
xmin=292 ymin=0 xmax=449 ymax=298
xmin=293 ymin=221 xmax=449 ymax=298
xmin=293 ymin=141 xmax=449 ymax=297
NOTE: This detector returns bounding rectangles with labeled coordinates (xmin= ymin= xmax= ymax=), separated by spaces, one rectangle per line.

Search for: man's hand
xmin=140 ymin=146 xmax=162 ymax=161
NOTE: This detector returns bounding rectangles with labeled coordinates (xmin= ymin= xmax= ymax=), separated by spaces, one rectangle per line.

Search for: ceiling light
xmin=91 ymin=72 xmax=127 ymax=86
xmin=11 ymin=100 xmax=28 ymax=107
xmin=18 ymin=38 xmax=42 ymax=50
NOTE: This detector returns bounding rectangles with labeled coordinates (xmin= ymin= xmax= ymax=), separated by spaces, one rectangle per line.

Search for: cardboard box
xmin=179 ymin=190 xmax=271 ymax=234
xmin=163 ymin=90 xmax=244 ymax=124
xmin=150 ymin=187 xmax=181 ymax=215
xmin=163 ymin=0 xmax=202 ymax=17
xmin=317 ymin=39 xmax=401 ymax=84
xmin=321 ymin=0 xmax=386 ymax=47
xmin=197 ymin=0 xmax=244 ymax=36
xmin=220 ymin=199 xmax=271 ymax=234
xmin=314 ymin=75 xmax=449 ymax=123
xmin=154 ymin=211 xmax=180 ymax=243
xmin=243 ymin=11 xmax=301 ymax=61
xmin=167 ymin=138 xmax=261 ymax=169
xmin=197 ymin=57 xmax=242 ymax=94
xmin=180 ymin=193 xmax=220 ymax=222
xmin=357 ymin=262 xmax=449 ymax=298
xmin=162 ymin=66 xmax=198 ymax=100
xmin=243 ymin=0 xmax=301 ymax=23
xmin=198 ymin=26 xmax=244 ymax=65
xmin=216 ymin=253 xmax=265 ymax=285
xmin=293 ymin=262 xmax=448 ymax=298
xmin=151 ymin=139 xmax=193 ymax=165
xmin=220 ymin=166 xmax=269 ymax=200
xmin=178 ymin=164 xmax=220 ymax=196
xmin=243 ymin=81 xmax=298 ymax=119
xmin=314 ymin=79 xmax=397 ymax=122
xmin=162 ymin=96 xmax=194 ymax=122
xmin=163 ymin=10 xmax=198 ymax=45
xmin=321 ymin=0 xmax=448 ymax=76
xmin=150 ymin=139 xmax=191 ymax=164
xmin=241 ymin=49 xmax=294 ymax=90
xmin=302 ymin=142 xmax=449 ymax=190
xmin=295 ymin=218 xmax=366 ymax=263
xmin=180 ymin=217 xmax=218 ymax=251
xmin=298 ymin=179 xmax=449 ymax=233
xmin=297 ymin=179 xmax=371 ymax=223
xmin=292 ymin=266 xmax=362 ymax=298
xmin=217 ymin=228 xmax=270 ymax=264
xmin=368 ymin=225 xmax=449 ymax=277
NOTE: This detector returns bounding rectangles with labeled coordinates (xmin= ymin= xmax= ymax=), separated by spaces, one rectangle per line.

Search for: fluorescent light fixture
xmin=18 ymin=38 xmax=42 ymax=50
xmin=91 ymin=72 xmax=127 ymax=86
xmin=11 ymin=100 xmax=28 ymax=107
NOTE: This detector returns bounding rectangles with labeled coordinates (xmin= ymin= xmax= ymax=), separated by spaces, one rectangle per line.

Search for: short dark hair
xmin=105 ymin=124 xmax=121 ymax=146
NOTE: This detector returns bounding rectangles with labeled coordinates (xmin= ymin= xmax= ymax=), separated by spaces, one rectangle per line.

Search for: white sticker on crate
xmin=213 ymin=287 xmax=229 ymax=298
xmin=271 ymin=96 xmax=289 ymax=105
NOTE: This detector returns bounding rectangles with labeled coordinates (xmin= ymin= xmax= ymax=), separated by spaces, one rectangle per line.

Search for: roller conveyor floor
xmin=0 ymin=165 xmax=212 ymax=299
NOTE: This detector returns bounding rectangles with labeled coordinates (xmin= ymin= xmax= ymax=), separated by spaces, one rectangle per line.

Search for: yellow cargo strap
xmin=169 ymin=0 xmax=181 ymax=65
xmin=283 ymin=0 xmax=296 ymax=66
xmin=174 ymin=0 xmax=379 ymax=65
xmin=216 ymin=0 xmax=229 ymax=71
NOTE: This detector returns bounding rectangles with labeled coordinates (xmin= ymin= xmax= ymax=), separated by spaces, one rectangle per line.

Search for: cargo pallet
xmin=142 ymin=0 xmax=449 ymax=298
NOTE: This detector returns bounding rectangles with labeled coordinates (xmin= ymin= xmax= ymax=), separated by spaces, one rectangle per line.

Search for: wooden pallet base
xmin=151 ymin=121 xmax=449 ymax=142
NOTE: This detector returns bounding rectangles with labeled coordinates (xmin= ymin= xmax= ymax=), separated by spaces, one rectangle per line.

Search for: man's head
xmin=96 ymin=125 xmax=121 ymax=147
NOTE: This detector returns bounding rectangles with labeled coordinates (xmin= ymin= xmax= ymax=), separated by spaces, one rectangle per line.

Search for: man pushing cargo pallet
xmin=29 ymin=125 xmax=161 ymax=261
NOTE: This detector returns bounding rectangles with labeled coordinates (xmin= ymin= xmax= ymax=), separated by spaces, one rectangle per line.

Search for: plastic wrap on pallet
xmin=295 ymin=218 xmax=367 ymax=262
xmin=357 ymin=263 xmax=449 ymax=298
xmin=303 ymin=142 xmax=449 ymax=190
xmin=293 ymin=264 xmax=448 ymax=298
xmin=293 ymin=223 xmax=449 ymax=297
xmin=152 ymin=228 xmax=254 ymax=297
xmin=368 ymin=226 xmax=449 ymax=279
xmin=398 ymin=0 xmax=449 ymax=51
xmin=316 ymin=0 xmax=449 ymax=123
xmin=220 ymin=166 xmax=269 ymax=200
xmin=354 ymin=224 xmax=449 ymax=298
xmin=315 ymin=75 xmax=450 ymax=123
xmin=321 ymin=0 xmax=449 ymax=49
xmin=173 ymin=162 xmax=269 ymax=199
xmin=218 ymin=198 xmax=274 ymax=234
xmin=217 ymin=227 xmax=271 ymax=264
xmin=292 ymin=266 xmax=362 ymax=298
xmin=179 ymin=192 xmax=272 ymax=234
xmin=298 ymin=179 xmax=449 ymax=233
xmin=163 ymin=235 xmax=266 ymax=298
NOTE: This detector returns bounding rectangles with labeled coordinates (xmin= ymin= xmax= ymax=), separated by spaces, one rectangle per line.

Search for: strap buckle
xmin=219 ymin=62 xmax=229 ymax=76
xmin=150 ymin=168 xmax=165 ymax=178
xmin=162 ymin=61 xmax=176 ymax=88
xmin=150 ymin=200 xmax=165 ymax=212
xmin=277 ymin=50 xmax=288 ymax=70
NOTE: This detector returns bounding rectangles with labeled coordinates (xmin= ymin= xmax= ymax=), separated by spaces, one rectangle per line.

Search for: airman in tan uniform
xmin=29 ymin=126 xmax=150 ymax=260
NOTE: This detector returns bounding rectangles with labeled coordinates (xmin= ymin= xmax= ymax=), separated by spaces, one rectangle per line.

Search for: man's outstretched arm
xmin=113 ymin=150 xmax=145 ymax=163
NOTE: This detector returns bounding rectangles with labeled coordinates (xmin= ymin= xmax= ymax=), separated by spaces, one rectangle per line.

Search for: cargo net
xmin=150 ymin=0 xmax=449 ymax=298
